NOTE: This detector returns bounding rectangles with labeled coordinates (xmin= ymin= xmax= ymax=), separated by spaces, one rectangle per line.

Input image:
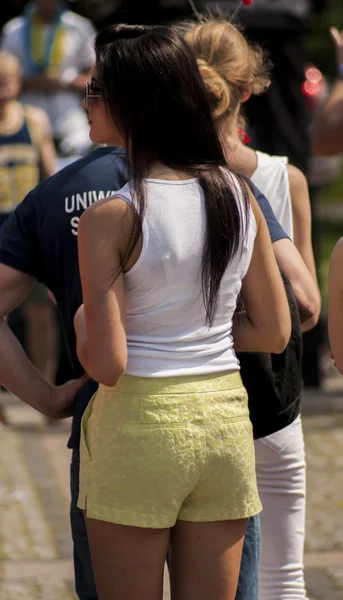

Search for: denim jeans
xmin=70 ymin=450 xmax=260 ymax=600
xmin=236 ymin=514 xmax=261 ymax=600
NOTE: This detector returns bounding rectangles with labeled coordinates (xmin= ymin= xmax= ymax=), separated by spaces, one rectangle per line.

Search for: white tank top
xmin=251 ymin=151 xmax=293 ymax=241
xmin=115 ymin=175 xmax=256 ymax=377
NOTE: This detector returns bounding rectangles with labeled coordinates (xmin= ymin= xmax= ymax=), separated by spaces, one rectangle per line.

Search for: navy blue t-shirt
xmin=0 ymin=148 xmax=288 ymax=449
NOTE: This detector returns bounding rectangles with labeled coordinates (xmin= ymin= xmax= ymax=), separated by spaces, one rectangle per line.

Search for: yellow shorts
xmin=78 ymin=371 xmax=262 ymax=528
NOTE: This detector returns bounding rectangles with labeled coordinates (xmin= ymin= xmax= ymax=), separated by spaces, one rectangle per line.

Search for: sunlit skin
xmin=82 ymin=70 xmax=125 ymax=147
xmin=0 ymin=73 xmax=21 ymax=104
xmin=0 ymin=70 xmax=22 ymax=137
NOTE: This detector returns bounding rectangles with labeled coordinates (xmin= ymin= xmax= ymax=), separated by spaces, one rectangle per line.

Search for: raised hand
xmin=330 ymin=27 xmax=343 ymax=69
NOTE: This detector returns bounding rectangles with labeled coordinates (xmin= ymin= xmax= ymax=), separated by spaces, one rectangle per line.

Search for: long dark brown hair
xmin=95 ymin=24 xmax=250 ymax=326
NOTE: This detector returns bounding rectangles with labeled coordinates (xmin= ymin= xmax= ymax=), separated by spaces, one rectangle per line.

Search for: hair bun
xmin=196 ymin=58 xmax=230 ymax=119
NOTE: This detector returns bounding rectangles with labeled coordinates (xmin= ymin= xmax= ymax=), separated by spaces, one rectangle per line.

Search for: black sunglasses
xmin=84 ymin=80 xmax=103 ymax=108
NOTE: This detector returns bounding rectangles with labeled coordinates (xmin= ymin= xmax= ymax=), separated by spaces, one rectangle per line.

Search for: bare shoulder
xmin=24 ymin=104 xmax=49 ymax=126
xmin=78 ymin=195 xmax=133 ymax=242
xmin=23 ymin=105 xmax=51 ymax=136
xmin=80 ymin=194 xmax=131 ymax=221
xmin=287 ymin=164 xmax=308 ymax=193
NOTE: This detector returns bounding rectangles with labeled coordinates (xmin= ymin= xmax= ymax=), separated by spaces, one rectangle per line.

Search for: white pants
xmin=255 ymin=416 xmax=309 ymax=600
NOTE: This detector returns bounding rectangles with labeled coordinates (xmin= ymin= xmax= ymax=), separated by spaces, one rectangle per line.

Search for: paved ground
xmin=0 ymin=380 xmax=342 ymax=599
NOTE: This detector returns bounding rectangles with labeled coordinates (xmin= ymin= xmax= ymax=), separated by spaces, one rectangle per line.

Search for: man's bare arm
xmin=272 ymin=238 xmax=321 ymax=331
xmin=0 ymin=264 xmax=87 ymax=417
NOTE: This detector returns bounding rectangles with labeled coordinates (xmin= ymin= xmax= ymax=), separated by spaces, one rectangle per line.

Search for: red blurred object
xmin=238 ymin=128 xmax=252 ymax=144
xmin=242 ymin=0 xmax=254 ymax=4
xmin=302 ymin=65 xmax=325 ymax=110
xmin=302 ymin=79 xmax=325 ymax=98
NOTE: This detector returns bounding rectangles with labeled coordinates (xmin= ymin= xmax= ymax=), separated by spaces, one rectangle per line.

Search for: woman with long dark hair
xmin=73 ymin=24 xmax=290 ymax=600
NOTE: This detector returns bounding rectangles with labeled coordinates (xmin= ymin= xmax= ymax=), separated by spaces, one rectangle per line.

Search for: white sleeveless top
xmin=115 ymin=175 xmax=256 ymax=377
xmin=251 ymin=151 xmax=293 ymax=241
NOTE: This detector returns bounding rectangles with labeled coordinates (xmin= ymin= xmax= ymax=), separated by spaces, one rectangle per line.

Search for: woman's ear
xmin=241 ymin=88 xmax=252 ymax=104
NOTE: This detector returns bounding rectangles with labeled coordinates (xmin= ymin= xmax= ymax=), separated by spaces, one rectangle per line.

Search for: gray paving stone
xmin=0 ymin=390 xmax=343 ymax=599
xmin=305 ymin=567 xmax=343 ymax=600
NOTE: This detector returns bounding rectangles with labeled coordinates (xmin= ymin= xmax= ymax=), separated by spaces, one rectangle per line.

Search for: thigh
xmin=255 ymin=417 xmax=306 ymax=533
xmin=70 ymin=451 xmax=98 ymax=600
xmin=169 ymin=518 xmax=247 ymax=600
xmin=235 ymin=515 xmax=261 ymax=600
xmin=85 ymin=516 xmax=170 ymax=600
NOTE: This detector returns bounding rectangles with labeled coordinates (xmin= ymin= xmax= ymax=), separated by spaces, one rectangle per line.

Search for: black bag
xmin=237 ymin=271 xmax=303 ymax=440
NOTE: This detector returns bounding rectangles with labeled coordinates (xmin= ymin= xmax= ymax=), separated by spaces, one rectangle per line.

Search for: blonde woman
xmin=186 ymin=20 xmax=320 ymax=600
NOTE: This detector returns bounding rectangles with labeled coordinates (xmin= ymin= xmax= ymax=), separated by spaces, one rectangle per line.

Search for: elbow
xmin=269 ymin=312 xmax=292 ymax=354
xmin=301 ymin=309 xmax=320 ymax=333
xmin=259 ymin=319 xmax=291 ymax=354
xmin=270 ymin=329 xmax=290 ymax=354
xmin=294 ymin=285 xmax=321 ymax=330
xmin=87 ymin=363 xmax=125 ymax=388
xmin=77 ymin=346 xmax=126 ymax=388
xmin=299 ymin=303 xmax=320 ymax=329
xmin=97 ymin=370 xmax=125 ymax=388
xmin=299 ymin=303 xmax=317 ymax=324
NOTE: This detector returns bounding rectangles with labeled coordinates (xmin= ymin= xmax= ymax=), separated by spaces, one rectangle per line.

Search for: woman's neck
xmin=34 ymin=7 xmax=59 ymax=24
xmin=220 ymin=120 xmax=258 ymax=178
xmin=147 ymin=163 xmax=191 ymax=181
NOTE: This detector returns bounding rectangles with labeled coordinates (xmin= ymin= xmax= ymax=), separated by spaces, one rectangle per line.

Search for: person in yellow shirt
xmin=0 ymin=50 xmax=58 ymax=424
xmin=1 ymin=0 xmax=96 ymax=155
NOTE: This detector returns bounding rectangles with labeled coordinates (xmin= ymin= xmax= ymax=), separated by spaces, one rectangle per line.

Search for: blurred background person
xmin=312 ymin=26 xmax=343 ymax=156
xmin=0 ymin=0 xmax=96 ymax=157
xmin=0 ymin=51 xmax=56 ymax=225
xmin=74 ymin=0 xmax=199 ymax=29
xmin=313 ymin=24 xmax=343 ymax=382
xmin=0 ymin=50 xmax=59 ymax=424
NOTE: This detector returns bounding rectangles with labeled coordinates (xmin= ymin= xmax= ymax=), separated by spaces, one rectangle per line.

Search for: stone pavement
xmin=301 ymin=376 xmax=343 ymax=600
xmin=0 ymin=383 xmax=342 ymax=600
